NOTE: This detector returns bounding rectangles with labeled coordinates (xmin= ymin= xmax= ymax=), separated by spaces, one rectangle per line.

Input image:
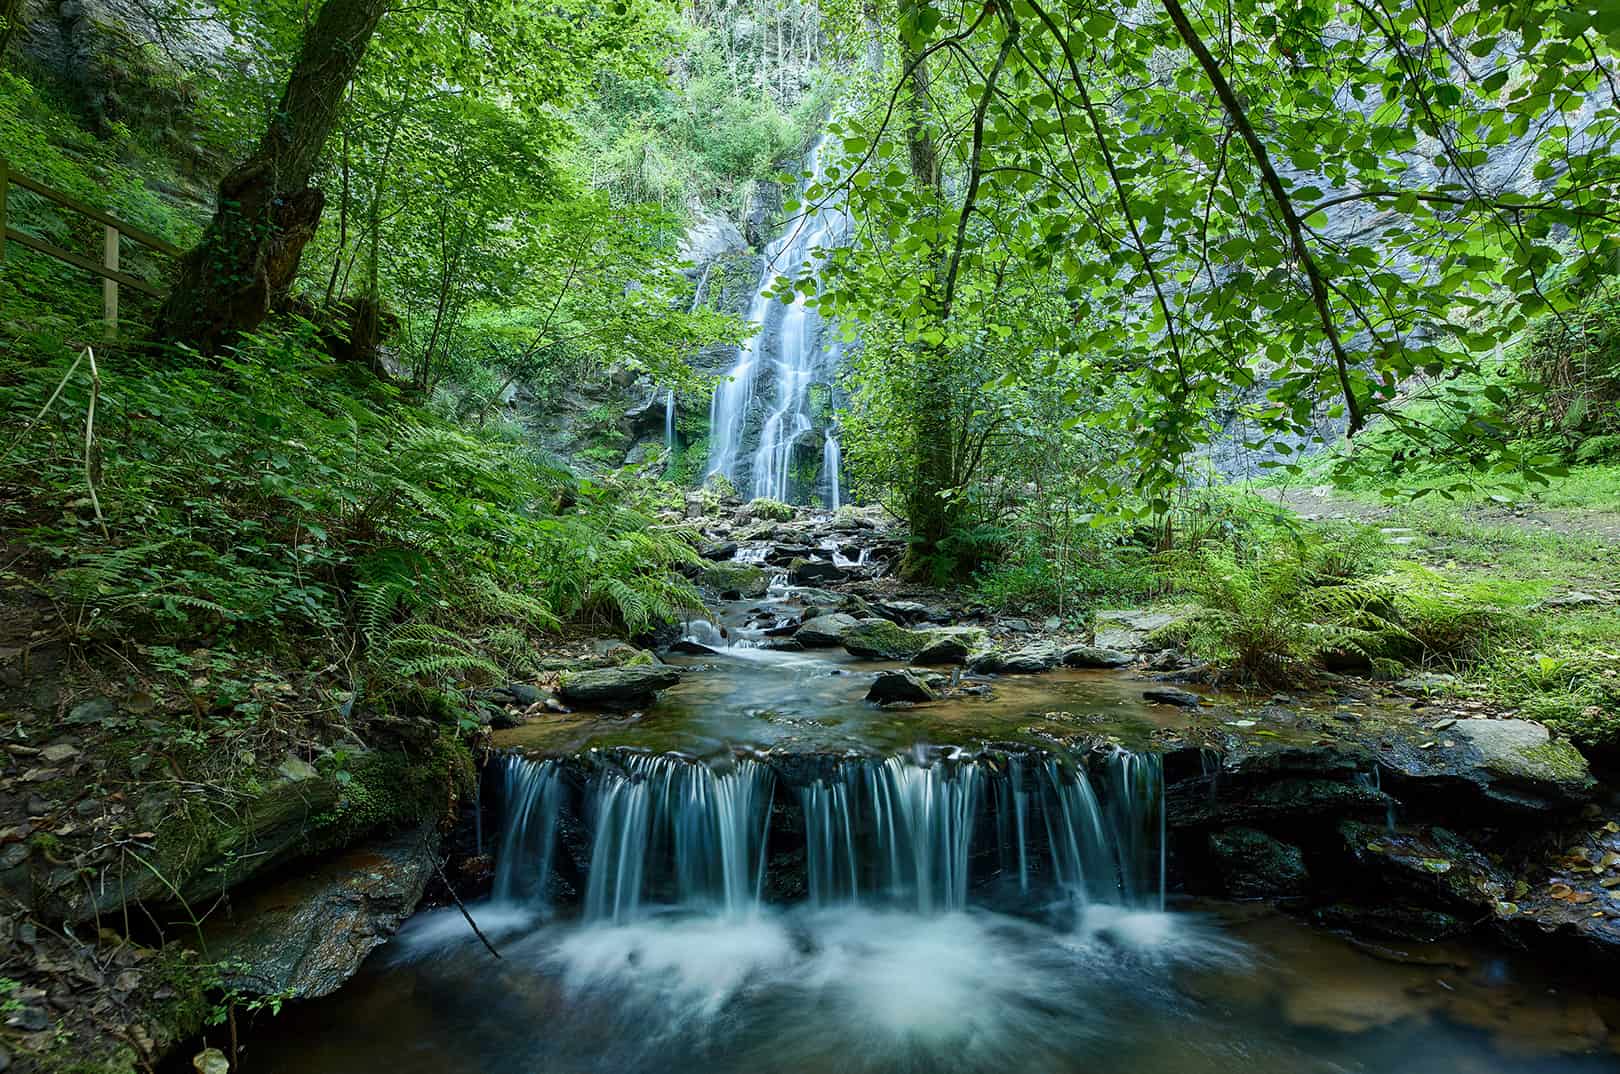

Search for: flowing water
xmin=250 ymin=746 xmax=1620 ymax=1074
xmin=707 ymin=138 xmax=851 ymax=503
xmin=245 ymin=559 xmax=1620 ymax=1071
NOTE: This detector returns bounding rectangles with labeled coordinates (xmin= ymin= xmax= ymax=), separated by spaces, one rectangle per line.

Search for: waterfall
xmin=707 ymin=137 xmax=851 ymax=500
xmin=664 ymin=389 xmax=676 ymax=450
xmin=493 ymin=758 xmax=564 ymax=906
xmin=582 ymin=754 xmax=775 ymax=923
xmin=823 ymin=432 xmax=842 ymax=510
xmin=494 ymin=749 xmax=1165 ymax=920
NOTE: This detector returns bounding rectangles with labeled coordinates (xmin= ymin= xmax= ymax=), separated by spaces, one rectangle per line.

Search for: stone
xmin=1143 ymin=687 xmax=1201 ymax=707
xmin=698 ymin=563 xmax=770 ymax=599
xmin=1449 ymin=718 xmax=1593 ymax=802
xmin=1092 ymin=608 xmax=1192 ymax=652
xmin=842 ymin=620 xmax=937 ymax=661
xmin=508 ymin=683 xmax=544 ymax=706
xmin=65 ymin=697 xmax=115 ymax=725
xmin=914 ymin=635 xmax=972 ymax=665
xmin=1208 ymin=827 xmax=1310 ymax=897
xmin=866 ymin=670 xmax=938 ymax=706
xmin=699 ymin=541 xmax=739 ymax=561
xmin=1395 ymin=672 xmax=1457 ymax=695
xmin=1059 ymin=644 xmax=1133 ymax=669
xmin=1338 ymin=821 xmax=1509 ymax=918
xmin=795 ymin=613 xmax=861 ymax=648
xmin=789 ymin=559 xmax=847 ymax=586
xmin=1534 ymin=590 xmax=1607 ymax=610
xmin=875 ymin=600 xmax=932 ymax=625
xmin=207 ymin=825 xmax=438 ymax=1000
xmin=277 ymin=756 xmax=318 ymax=782
xmin=559 ymin=665 xmax=681 ymax=707
xmin=667 ymin=639 xmax=719 ymax=655
xmin=970 ymin=644 xmax=1060 ymax=674
xmin=1002 ymin=618 xmax=1034 ymax=633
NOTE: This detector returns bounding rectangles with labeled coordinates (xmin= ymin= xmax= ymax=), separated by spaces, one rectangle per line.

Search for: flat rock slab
xmin=1450 ymin=718 xmax=1593 ymax=800
xmin=795 ymin=612 xmax=861 ymax=648
xmin=1144 ymin=686 xmax=1202 ymax=707
xmin=1060 ymin=644 xmax=1133 ymax=669
xmin=1093 ymin=608 xmax=1193 ymax=652
xmin=560 ymin=665 xmax=681 ymax=706
xmin=208 ymin=824 xmax=438 ymax=999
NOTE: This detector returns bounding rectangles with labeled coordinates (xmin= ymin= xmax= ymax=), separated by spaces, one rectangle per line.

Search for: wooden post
xmin=102 ymin=224 xmax=119 ymax=339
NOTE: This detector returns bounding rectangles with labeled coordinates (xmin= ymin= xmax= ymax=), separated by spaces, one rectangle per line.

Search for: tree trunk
xmin=153 ymin=0 xmax=389 ymax=354
xmin=0 ymin=0 xmax=25 ymax=59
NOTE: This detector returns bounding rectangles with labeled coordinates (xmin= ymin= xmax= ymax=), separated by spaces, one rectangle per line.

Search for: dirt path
xmin=1263 ymin=486 xmax=1620 ymax=544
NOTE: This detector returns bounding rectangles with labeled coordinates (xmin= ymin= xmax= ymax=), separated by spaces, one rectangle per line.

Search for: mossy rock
xmin=745 ymin=497 xmax=795 ymax=522
xmin=699 ymin=562 xmax=770 ymax=598
xmin=843 ymin=620 xmax=939 ymax=661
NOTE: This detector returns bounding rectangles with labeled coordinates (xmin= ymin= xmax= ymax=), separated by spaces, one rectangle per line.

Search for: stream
xmin=248 ymin=552 xmax=1620 ymax=1072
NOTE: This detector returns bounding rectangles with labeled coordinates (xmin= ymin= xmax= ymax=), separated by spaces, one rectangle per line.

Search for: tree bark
xmin=153 ymin=0 xmax=389 ymax=354
xmin=0 ymin=0 xmax=25 ymax=59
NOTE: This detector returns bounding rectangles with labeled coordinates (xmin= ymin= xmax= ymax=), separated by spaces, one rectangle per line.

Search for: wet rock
xmin=1380 ymin=717 xmax=1594 ymax=814
xmin=1059 ymin=644 xmax=1133 ymax=669
xmin=508 ymin=684 xmax=544 ymax=706
xmin=699 ymin=563 xmax=770 ymax=599
xmin=915 ymin=635 xmax=972 ymax=665
xmin=795 ymin=613 xmax=861 ymax=648
xmin=699 ymin=541 xmax=739 ymax=561
xmin=1092 ymin=608 xmax=1193 ymax=652
xmin=970 ymin=644 xmax=1060 ymax=674
xmin=668 ymin=639 xmax=720 ymax=655
xmin=843 ymin=620 xmax=937 ymax=661
xmin=788 ymin=559 xmax=847 ymax=586
xmin=765 ymin=544 xmax=817 ymax=565
xmin=1144 ymin=687 xmax=1201 ymax=707
xmin=1208 ymin=827 xmax=1310 ymax=897
xmin=1002 ymin=618 xmax=1034 ymax=633
xmin=866 ymin=670 xmax=938 ymax=706
xmin=874 ymin=600 xmax=932 ymax=625
xmin=559 ymin=665 xmax=681 ymax=707
xmin=1339 ymin=821 xmax=1509 ymax=920
xmin=207 ymin=825 xmax=438 ymax=1000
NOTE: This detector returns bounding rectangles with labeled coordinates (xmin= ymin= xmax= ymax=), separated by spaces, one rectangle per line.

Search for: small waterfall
xmin=707 ymin=137 xmax=852 ymax=500
xmin=493 ymin=757 xmax=564 ymax=906
xmin=823 ymin=432 xmax=842 ymax=510
xmin=664 ymin=389 xmax=676 ymax=450
xmin=583 ymin=754 xmax=775 ymax=922
xmin=494 ymin=749 xmax=1166 ymax=921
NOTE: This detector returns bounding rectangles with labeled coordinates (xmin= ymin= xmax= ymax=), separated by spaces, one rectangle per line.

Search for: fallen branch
xmin=434 ymin=856 xmax=501 ymax=960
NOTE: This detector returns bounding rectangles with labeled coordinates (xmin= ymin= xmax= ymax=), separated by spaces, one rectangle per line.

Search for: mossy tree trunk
xmin=153 ymin=0 xmax=389 ymax=354
xmin=0 ymin=0 xmax=25 ymax=59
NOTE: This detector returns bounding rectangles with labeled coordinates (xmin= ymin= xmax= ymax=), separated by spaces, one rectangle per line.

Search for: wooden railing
xmin=0 ymin=158 xmax=182 ymax=338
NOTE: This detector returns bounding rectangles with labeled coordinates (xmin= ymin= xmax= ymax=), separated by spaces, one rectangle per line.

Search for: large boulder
xmin=1060 ymin=644 xmax=1134 ymax=669
xmin=698 ymin=563 xmax=770 ymax=599
xmin=1448 ymin=718 xmax=1593 ymax=810
xmin=843 ymin=620 xmax=938 ymax=661
xmin=789 ymin=559 xmax=847 ymax=586
xmin=865 ymin=670 xmax=938 ymax=706
xmin=915 ymin=635 xmax=972 ymax=665
xmin=795 ymin=612 xmax=861 ymax=648
xmin=560 ymin=665 xmax=681 ymax=707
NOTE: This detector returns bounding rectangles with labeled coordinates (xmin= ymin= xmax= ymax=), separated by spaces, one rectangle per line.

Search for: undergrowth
xmin=0 ymin=321 xmax=703 ymax=743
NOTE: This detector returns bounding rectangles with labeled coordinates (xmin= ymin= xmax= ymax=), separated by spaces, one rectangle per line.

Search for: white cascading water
xmin=823 ymin=431 xmax=842 ymax=510
xmin=707 ymin=137 xmax=851 ymax=502
xmin=495 ymin=748 xmax=1165 ymax=920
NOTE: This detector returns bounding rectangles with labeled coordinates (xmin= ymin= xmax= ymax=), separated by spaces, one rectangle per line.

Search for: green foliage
xmin=0 ymin=323 xmax=703 ymax=709
xmin=1165 ymin=532 xmax=1408 ymax=685
xmin=746 ymin=497 xmax=795 ymax=521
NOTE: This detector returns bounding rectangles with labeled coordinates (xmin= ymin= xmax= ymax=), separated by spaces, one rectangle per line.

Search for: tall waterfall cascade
xmin=706 ymin=137 xmax=852 ymax=505
xmin=494 ymin=749 xmax=1165 ymax=920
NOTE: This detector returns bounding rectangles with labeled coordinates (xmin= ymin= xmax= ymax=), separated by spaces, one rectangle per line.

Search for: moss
xmin=746 ymin=497 xmax=795 ymax=522
xmin=842 ymin=620 xmax=937 ymax=660
xmin=308 ymin=731 xmax=473 ymax=853
xmin=1515 ymin=739 xmax=1591 ymax=784
xmin=698 ymin=562 xmax=769 ymax=597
